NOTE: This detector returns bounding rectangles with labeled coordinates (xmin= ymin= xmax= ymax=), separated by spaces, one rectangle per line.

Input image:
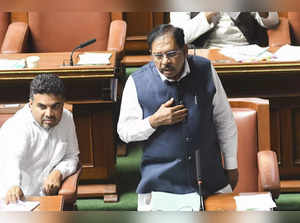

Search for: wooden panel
xmin=123 ymin=12 xmax=169 ymax=53
xmin=292 ymin=109 xmax=300 ymax=165
xmin=270 ymin=109 xmax=281 ymax=164
xmin=73 ymin=103 xmax=116 ymax=180
xmin=280 ymin=108 xmax=293 ymax=169
xmin=73 ymin=109 xmax=93 ymax=166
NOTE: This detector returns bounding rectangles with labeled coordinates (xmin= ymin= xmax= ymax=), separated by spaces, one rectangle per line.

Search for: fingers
xmin=5 ymin=186 xmax=24 ymax=204
xmin=43 ymin=183 xmax=59 ymax=195
xmin=163 ymin=98 xmax=174 ymax=107
xmin=171 ymin=109 xmax=188 ymax=124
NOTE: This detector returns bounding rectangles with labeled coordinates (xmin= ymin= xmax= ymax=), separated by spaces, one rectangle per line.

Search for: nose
xmin=45 ymin=107 xmax=54 ymax=118
xmin=161 ymin=55 xmax=170 ymax=64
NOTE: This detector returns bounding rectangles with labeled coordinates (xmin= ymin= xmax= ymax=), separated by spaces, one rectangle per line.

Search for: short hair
xmin=147 ymin=24 xmax=185 ymax=51
xmin=29 ymin=74 xmax=65 ymax=99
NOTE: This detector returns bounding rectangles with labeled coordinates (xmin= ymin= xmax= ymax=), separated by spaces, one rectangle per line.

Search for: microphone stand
xmin=195 ymin=149 xmax=205 ymax=211
xmin=69 ymin=38 xmax=96 ymax=66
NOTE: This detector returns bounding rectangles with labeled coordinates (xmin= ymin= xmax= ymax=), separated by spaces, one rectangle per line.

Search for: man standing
xmin=118 ymin=24 xmax=238 ymax=211
xmin=0 ymin=74 xmax=79 ymax=204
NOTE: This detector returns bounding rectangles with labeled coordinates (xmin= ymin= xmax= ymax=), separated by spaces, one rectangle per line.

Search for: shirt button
xmin=187 ymin=155 xmax=192 ymax=160
xmin=185 ymin=137 xmax=192 ymax=143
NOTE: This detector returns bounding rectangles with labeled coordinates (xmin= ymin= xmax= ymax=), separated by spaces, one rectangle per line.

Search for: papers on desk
xmin=234 ymin=192 xmax=276 ymax=211
xmin=0 ymin=200 xmax=40 ymax=211
xmin=77 ymin=52 xmax=112 ymax=65
xmin=0 ymin=59 xmax=26 ymax=70
xmin=151 ymin=191 xmax=200 ymax=211
xmin=273 ymin=44 xmax=300 ymax=61
xmin=220 ymin=44 xmax=274 ymax=62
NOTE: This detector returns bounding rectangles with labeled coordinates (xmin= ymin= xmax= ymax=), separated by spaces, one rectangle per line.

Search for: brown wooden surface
xmin=280 ymin=180 xmax=300 ymax=192
xmin=27 ymin=195 xmax=64 ymax=211
xmin=0 ymin=52 xmax=118 ymax=183
xmin=205 ymin=192 xmax=270 ymax=211
xmin=78 ymin=184 xmax=118 ymax=202
xmin=122 ymin=48 xmax=300 ymax=183
xmin=205 ymin=193 xmax=237 ymax=211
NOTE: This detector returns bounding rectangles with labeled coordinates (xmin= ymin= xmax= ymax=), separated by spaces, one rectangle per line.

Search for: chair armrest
xmin=58 ymin=165 xmax=82 ymax=206
xmin=267 ymin=17 xmax=291 ymax=47
xmin=1 ymin=22 xmax=29 ymax=54
xmin=107 ymin=20 xmax=127 ymax=59
xmin=257 ymin=150 xmax=280 ymax=199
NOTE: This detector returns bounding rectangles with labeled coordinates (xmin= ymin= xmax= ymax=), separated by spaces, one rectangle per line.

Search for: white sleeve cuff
xmin=223 ymin=156 xmax=238 ymax=170
xmin=256 ymin=12 xmax=279 ymax=29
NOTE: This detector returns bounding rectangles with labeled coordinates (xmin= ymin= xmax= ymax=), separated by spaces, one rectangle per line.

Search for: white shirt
xmin=170 ymin=12 xmax=279 ymax=48
xmin=0 ymin=104 xmax=79 ymax=198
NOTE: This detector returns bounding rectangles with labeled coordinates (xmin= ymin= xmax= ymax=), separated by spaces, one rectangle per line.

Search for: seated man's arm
xmin=210 ymin=64 xmax=239 ymax=190
xmin=0 ymin=121 xmax=27 ymax=203
xmin=45 ymin=113 xmax=79 ymax=195
xmin=254 ymin=12 xmax=280 ymax=29
xmin=170 ymin=12 xmax=218 ymax=44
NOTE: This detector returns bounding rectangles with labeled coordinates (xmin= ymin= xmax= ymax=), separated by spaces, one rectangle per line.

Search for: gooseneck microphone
xmin=195 ymin=149 xmax=205 ymax=211
xmin=70 ymin=38 xmax=96 ymax=66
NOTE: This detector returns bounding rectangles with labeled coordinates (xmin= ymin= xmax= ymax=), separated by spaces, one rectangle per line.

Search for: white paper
xmin=273 ymin=44 xmax=300 ymax=61
xmin=220 ymin=44 xmax=274 ymax=62
xmin=234 ymin=192 xmax=276 ymax=211
xmin=151 ymin=191 xmax=200 ymax=211
xmin=0 ymin=59 xmax=26 ymax=70
xmin=0 ymin=200 xmax=40 ymax=211
xmin=3 ymin=104 xmax=20 ymax=108
xmin=77 ymin=52 xmax=112 ymax=65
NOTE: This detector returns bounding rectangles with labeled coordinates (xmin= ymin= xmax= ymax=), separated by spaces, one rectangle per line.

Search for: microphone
xmin=195 ymin=149 xmax=205 ymax=211
xmin=70 ymin=38 xmax=96 ymax=66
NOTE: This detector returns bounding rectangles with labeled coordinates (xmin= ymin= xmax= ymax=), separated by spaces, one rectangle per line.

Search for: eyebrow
xmin=37 ymin=102 xmax=62 ymax=108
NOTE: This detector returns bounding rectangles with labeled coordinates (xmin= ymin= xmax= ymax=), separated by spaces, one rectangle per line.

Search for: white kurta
xmin=0 ymin=104 xmax=79 ymax=198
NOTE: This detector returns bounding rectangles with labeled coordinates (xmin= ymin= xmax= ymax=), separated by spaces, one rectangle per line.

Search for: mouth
xmin=43 ymin=119 xmax=55 ymax=124
xmin=161 ymin=67 xmax=174 ymax=74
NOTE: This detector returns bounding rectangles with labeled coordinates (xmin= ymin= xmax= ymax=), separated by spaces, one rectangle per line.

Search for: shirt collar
xmin=155 ymin=59 xmax=190 ymax=83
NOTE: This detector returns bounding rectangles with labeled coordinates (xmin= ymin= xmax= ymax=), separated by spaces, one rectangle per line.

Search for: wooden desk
xmin=205 ymin=192 xmax=274 ymax=211
xmin=0 ymin=52 xmax=119 ymax=199
xmin=205 ymin=193 xmax=237 ymax=211
xmin=27 ymin=196 xmax=64 ymax=211
xmin=123 ymin=50 xmax=300 ymax=183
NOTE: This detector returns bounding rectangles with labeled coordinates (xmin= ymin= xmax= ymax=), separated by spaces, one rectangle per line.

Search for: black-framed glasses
xmin=151 ymin=50 xmax=181 ymax=61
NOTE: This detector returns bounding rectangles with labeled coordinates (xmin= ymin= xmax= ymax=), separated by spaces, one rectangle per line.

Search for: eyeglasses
xmin=151 ymin=50 xmax=181 ymax=60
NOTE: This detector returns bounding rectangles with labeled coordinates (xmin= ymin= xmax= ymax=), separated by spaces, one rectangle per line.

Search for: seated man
xmin=170 ymin=12 xmax=279 ymax=48
xmin=0 ymin=74 xmax=79 ymax=204
xmin=117 ymin=24 xmax=238 ymax=211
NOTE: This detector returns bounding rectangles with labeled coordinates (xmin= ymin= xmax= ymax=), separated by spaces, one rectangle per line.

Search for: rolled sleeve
xmin=170 ymin=12 xmax=214 ymax=44
xmin=254 ymin=12 xmax=279 ymax=29
xmin=53 ymin=114 xmax=79 ymax=180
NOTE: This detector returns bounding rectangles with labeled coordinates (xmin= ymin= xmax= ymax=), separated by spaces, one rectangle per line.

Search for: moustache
xmin=161 ymin=65 xmax=175 ymax=72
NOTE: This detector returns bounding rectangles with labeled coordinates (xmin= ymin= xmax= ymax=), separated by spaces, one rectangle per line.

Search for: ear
xmin=29 ymin=98 xmax=33 ymax=108
xmin=183 ymin=44 xmax=188 ymax=57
